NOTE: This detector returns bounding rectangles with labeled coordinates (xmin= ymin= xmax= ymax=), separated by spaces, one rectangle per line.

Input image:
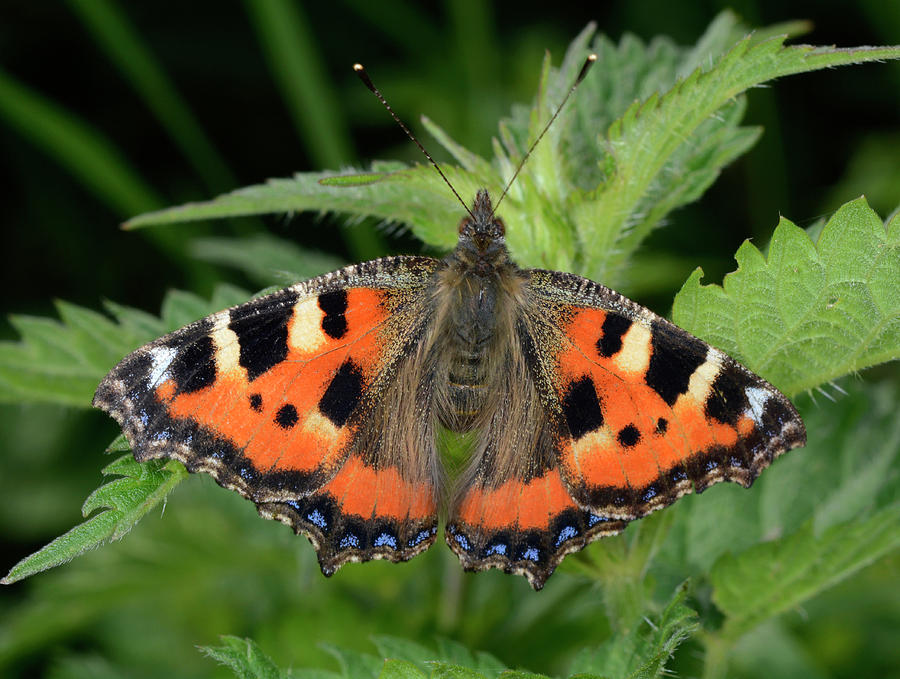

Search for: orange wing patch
xmin=447 ymin=467 xmax=625 ymax=589
xmin=260 ymin=453 xmax=438 ymax=575
xmin=455 ymin=467 xmax=575 ymax=531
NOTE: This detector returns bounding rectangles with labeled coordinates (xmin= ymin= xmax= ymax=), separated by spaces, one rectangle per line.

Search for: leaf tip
xmin=680 ymin=266 xmax=707 ymax=289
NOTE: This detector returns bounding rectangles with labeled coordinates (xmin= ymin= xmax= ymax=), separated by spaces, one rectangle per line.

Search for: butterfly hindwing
xmin=94 ymin=255 xmax=443 ymax=574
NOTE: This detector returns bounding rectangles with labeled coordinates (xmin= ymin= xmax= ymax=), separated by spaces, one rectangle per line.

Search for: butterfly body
xmin=431 ymin=190 xmax=526 ymax=431
xmin=94 ymin=189 xmax=805 ymax=589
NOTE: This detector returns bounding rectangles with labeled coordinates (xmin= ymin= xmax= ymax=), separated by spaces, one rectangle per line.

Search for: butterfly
xmin=93 ymin=183 xmax=806 ymax=589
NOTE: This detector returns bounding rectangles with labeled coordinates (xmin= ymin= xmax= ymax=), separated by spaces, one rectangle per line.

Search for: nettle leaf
xmin=126 ymin=164 xmax=475 ymax=253
xmin=0 ymin=302 xmax=144 ymax=407
xmin=2 ymin=455 xmax=187 ymax=584
xmin=200 ymin=636 xmax=284 ymax=679
xmin=372 ymin=636 xmax=437 ymax=669
xmin=429 ymin=639 xmax=504 ymax=679
xmin=568 ymin=585 xmax=698 ymax=679
xmin=123 ymin=16 xmax=900 ymax=286
xmin=763 ymin=380 xmax=900 ymax=538
xmin=576 ymin=36 xmax=900 ymax=284
xmin=251 ymin=639 xmax=508 ymax=679
xmin=673 ymin=197 xmax=900 ymax=395
xmin=322 ymin=643 xmax=385 ymax=679
xmin=655 ymin=378 xmax=900 ymax=664
xmin=0 ymin=285 xmax=248 ymax=407
xmin=424 ymin=666 xmax=480 ymax=679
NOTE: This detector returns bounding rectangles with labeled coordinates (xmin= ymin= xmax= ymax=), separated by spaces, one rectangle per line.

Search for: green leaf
xmin=322 ymin=644 xmax=384 ymax=679
xmin=0 ymin=304 xmax=139 ymax=407
xmin=660 ymin=377 xmax=899 ymax=581
xmin=200 ymin=635 xmax=284 ymax=679
xmin=0 ymin=286 xmax=248 ymax=407
xmin=496 ymin=672 xmax=548 ymax=679
xmin=727 ymin=620 xmax=830 ymax=679
xmin=2 ymin=456 xmax=187 ymax=584
xmin=432 ymin=639 xmax=505 ymax=678
xmin=124 ymin=164 xmax=473 ymax=253
xmin=568 ymin=585 xmax=698 ymax=679
xmin=189 ymin=233 xmax=346 ymax=287
xmin=710 ymin=503 xmax=900 ymax=641
xmin=764 ymin=380 xmax=900 ymax=538
xmin=576 ymin=35 xmax=900 ymax=283
xmin=673 ymin=197 xmax=899 ymax=395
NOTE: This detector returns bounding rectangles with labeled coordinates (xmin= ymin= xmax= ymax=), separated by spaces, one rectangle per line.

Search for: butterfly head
xmin=454 ymin=189 xmax=509 ymax=270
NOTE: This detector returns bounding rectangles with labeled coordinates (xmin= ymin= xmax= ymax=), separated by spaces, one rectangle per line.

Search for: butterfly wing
xmin=94 ymin=256 xmax=442 ymax=575
xmin=447 ymin=268 xmax=806 ymax=589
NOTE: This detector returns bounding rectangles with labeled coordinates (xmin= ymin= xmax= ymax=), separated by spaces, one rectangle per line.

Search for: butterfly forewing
xmin=94 ymin=255 xmax=444 ymax=573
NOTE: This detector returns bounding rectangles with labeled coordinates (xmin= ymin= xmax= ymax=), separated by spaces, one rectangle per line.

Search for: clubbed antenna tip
xmin=493 ymin=52 xmax=598 ymax=214
xmin=353 ymin=62 xmax=474 ymax=220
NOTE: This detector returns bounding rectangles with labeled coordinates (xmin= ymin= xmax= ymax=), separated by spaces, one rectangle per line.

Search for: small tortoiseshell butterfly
xmin=94 ymin=59 xmax=806 ymax=590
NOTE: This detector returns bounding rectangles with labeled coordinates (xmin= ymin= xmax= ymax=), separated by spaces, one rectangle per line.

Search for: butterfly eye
xmin=458 ymin=217 xmax=469 ymax=235
xmin=494 ymin=218 xmax=505 ymax=237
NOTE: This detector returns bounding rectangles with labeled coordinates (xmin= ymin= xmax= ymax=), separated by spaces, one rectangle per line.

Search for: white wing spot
xmin=613 ymin=322 xmax=652 ymax=374
xmin=148 ymin=346 xmax=177 ymax=386
xmin=687 ymin=348 xmax=721 ymax=403
xmin=211 ymin=314 xmax=242 ymax=375
xmin=745 ymin=387 xmax=769 ymax=424
xmin=289 ymin=297 xmax=327 ymax=354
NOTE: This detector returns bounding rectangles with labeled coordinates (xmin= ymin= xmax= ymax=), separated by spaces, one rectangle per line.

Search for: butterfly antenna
xmin=354 ymin=63 xmax=475 ymax=220
xmin=492 ymin=53 xmax=597 ymax=215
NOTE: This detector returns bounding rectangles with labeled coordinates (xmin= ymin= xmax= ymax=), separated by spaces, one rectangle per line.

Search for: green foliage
xmin=568 ymin=586 xmax=698 ymax=679
xmin=123 ymin=15 xmax=900 ymax=290
xmin=198 ymin=592 xmax=698 ymax=679
xmin=673 ymin=197 xmax=900 ymax=394
xmin=711 ymin=504 xmax=900 ymax=640
xmin=2 ymin=454 xmax=187 ymax=585
xmin=201 ymin=636 xmax=283 ymax=679
xmin=1 ymin=10 xmax=899 ymax=679
xmin=188 ymin=234 xmax=346 ymax=288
